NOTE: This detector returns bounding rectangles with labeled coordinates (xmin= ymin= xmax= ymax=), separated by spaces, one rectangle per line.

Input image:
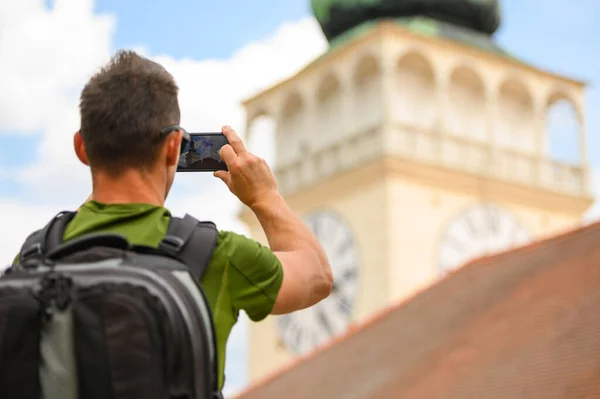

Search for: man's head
xmin=74 ymin=50 xmax=184 ymax=198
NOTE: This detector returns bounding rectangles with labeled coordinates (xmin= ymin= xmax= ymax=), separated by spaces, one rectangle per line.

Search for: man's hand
xmin=214 ymin=125 xmax=279 ymax=209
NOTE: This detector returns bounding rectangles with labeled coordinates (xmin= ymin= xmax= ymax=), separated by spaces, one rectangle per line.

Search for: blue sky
xmin=1 ymin=0 xmax=598 ymax=395
xmin=94 ymin=0 xmax=312 ymax=59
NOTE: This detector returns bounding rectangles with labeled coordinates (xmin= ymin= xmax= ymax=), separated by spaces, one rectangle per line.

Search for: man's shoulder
xmin=213 ymin=230 xmax=268 ymax=258
xmin=212 ymin=230 xmax=281 ymax=270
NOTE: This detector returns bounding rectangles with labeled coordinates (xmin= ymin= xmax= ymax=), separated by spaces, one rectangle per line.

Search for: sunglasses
xmin=159 ymin=125 xmax=191 ymax=154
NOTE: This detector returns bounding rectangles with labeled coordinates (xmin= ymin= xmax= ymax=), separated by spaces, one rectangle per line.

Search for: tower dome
xmin=311 ymin=0 xmax=501 ymax=42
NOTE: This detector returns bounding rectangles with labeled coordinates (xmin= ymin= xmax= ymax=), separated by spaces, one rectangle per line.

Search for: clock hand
xmin=330 ymin=267 xmax=356 ymax=295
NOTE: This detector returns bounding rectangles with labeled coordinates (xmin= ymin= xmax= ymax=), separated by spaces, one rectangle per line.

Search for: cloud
xmin=7 ymin=12 xmax=327 ymax=203
xmin=0 ymin=0 xmax=114 ymax=133
xmin=0 ymin=199 xmax=63 ymax=267
xmin=0 ymin=0 xmax=327 ymax=393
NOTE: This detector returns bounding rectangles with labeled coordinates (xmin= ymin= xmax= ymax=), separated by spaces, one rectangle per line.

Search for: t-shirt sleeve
xmin=220 ymin=231 xmax=284 ymax=322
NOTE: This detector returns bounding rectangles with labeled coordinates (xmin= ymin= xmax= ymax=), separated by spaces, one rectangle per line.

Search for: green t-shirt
xmin=20 ymin=201 xmax=284 ymax=390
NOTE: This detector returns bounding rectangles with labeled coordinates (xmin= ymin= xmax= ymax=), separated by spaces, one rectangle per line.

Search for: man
xmin=21 ymin=50 xmax=333 ymax=390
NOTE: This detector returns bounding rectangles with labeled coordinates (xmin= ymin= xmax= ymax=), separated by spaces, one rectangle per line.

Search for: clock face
xmin=277 ymin=211 xmax=359 ymax=355
xmin=438 ymin=204 xmax=530 ymax=273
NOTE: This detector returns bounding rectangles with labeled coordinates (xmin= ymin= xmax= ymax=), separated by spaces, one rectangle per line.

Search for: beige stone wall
xmin=240 ymin=22 xmax=592 ymax=385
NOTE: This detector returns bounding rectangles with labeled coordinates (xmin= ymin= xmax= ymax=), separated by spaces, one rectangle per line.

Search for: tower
xmin=239 ymin=0 xmax=593 ymax=382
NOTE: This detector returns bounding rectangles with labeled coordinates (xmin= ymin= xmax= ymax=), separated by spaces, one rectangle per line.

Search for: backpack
xmin=0 ymin=211 xmax=223 ymax=399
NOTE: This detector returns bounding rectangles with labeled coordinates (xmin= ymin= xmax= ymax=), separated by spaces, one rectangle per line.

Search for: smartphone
xmin=177 ymin=133 xmax=229 ymax=172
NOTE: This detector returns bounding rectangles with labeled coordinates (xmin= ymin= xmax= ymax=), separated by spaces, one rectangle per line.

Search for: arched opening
xmin=495 ymin=79 xmax=535 ymax=153
xmin=543 ymin=95 xmax=582 ymax=192
xmin=395 ymin=51 xmax=436 ymax=130
xmin=352 ymin=54 xmax=381 ymax=133
xmin=278 ymin=91 xmax=307 ymax=166
xmin=446 ymin=65 xmax=486 ymax=142
xmin=546 ymin=95 xmax=580 ymax=164
xmin=316 ymin=72 xmax=343 ymax=149
xmin=281 ymin=92 xmax=303 ymax=123
xmin=247 ymin=113 xmax=277 ymax=169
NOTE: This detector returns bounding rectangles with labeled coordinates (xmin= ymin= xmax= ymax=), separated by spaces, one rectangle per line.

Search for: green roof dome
xmin=311 ymin=0 xmax=502 ymax=42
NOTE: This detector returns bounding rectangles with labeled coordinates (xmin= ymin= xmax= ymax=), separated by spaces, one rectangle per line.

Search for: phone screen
xmin=177 ymin=133 xmax=229 ymax=172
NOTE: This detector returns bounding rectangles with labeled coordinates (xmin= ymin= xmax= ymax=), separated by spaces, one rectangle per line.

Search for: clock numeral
xmin=464 ymin=214 xmax=477 ymax=236
xmin=331 ymin=282 xmax=339 ymax=294
xmin=487 ymin=209 xmax=498 ymax=234
xmin=291 ymin=323 xmax=303 ymax=352
xmin=317 ymin=309 xmax=335 ymax=337
xmin=310 ymin=331 xmax=320 ymax=349
xmin=278 ymin=315 xmax=291 ymax=329
xmin=337 ymin=295 xmax=352 ymax=317
xmin=312 ymin=217 xmax=320 ymax=239
xmin=339 ymin=267 xmax=357 ymax=282
xmin=280 ymin=317 xmax=305 ymax=353
xmin=335 ymin=236 xmax=354 ymax=258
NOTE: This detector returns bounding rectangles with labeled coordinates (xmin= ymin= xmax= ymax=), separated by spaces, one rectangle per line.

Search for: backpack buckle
xmin=159 ymin=235 xmax=185 ymax=253
xmin=21 ymin=243 xmax=42 ymax=260
xmin=20 ymin=243 xmax=45 ymax=269
xmin=35 ymin=272 xmax=74 ymax=324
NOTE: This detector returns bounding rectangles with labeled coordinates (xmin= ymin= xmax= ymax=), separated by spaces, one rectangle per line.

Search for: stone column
xmin=577 ymin=105 xmax=590 ymax=195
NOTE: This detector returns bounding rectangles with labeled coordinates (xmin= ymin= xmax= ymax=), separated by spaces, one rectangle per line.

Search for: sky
xmin=0 ymin=0 xmax=598 ymax=396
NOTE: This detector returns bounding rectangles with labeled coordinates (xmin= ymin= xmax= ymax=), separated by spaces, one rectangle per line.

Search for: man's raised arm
xmin=214 ymin=126 xmax=333 ymax=314
xmin=251 ymin=192 xmax=332 ymax=314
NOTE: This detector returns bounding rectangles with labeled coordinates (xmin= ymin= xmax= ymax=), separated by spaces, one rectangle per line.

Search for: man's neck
xmin=91 ymin=169 xmax=166 ymax=207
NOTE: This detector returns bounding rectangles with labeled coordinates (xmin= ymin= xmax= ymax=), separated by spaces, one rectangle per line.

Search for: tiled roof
xmin=236 ymin=221 xmax=600 ymax=399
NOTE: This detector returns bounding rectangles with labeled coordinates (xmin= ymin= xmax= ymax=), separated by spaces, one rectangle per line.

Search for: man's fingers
xmin=219 ymin=144 xmax=237 ymax=166
xmin=213 ymin=170 xmax=231 ymax=187
xmin=222 ymin=125 xmax=247 ymax=154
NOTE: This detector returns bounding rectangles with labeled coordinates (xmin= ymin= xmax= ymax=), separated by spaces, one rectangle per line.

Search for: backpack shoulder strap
xmin=18 ymin=211 xmax=77 ymax=267
xmin=158 ymin=214 xmax=219 ymax=281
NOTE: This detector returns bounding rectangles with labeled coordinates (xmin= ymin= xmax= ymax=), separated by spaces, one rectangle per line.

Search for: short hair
xmin=79 ymin=50 xmax=180 ymax=175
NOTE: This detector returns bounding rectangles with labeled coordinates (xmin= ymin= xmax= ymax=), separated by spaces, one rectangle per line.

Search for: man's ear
xmin=165 ymin=130 xmax=182 ymax=167
xmin=73 ymin=131 xmax=89 ymax=166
